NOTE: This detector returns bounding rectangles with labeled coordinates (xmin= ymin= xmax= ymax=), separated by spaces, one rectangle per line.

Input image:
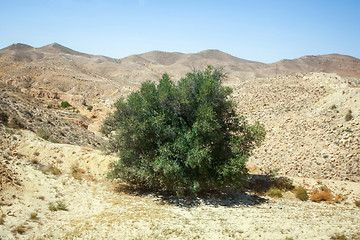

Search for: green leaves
xmin=102 ymin=66 xmax=265 ymax=195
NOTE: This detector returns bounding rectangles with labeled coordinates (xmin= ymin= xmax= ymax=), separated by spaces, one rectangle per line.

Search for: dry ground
xmin=1 ymin=127 xmax=359 ymax=240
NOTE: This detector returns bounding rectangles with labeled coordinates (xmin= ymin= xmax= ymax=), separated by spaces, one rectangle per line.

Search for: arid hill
xmin=1 ymin=43 xmax=360 ymax=103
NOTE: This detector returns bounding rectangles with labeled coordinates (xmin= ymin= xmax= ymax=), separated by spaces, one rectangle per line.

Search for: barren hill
xmin=1 ymin=44 xmax=360 ymax=101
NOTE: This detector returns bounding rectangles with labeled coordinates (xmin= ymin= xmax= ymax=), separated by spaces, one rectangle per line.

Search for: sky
xmin=0 ymin=0 xmax=359 ymax=63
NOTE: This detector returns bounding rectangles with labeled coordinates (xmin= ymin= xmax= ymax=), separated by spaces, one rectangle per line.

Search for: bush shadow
xmin=113 ymin=174 xmax=280 ymax=208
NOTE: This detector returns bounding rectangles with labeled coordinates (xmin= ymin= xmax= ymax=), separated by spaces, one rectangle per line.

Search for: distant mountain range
xmin=1 ymin=43 xmax=359 ymax=100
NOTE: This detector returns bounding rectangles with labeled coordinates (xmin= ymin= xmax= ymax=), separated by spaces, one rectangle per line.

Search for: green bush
xmin=49 ymin=201 xmax=68 ymax=211
xmin=266 ymin=187 xmax=283 ymax=198
xmin=102 ymin=66 xmax=265 ymax=195
xmin=60 ymin=101 xmax=71 ymax=108
xmin=294 ymin=186 xmax=309 ymax=201
xmin=87 ymin=105 xmax=93 ymax=111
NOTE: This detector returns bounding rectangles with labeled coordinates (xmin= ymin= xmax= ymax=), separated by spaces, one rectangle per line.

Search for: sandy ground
xmin=1 ymin=129 xmax=359 ymax=240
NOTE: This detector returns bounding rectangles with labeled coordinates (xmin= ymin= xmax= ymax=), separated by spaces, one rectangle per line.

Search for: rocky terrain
xmin=231 ymin=72 xmax=360 ymax=182
xmin=0 ymin=43 xmax=360 ymax=239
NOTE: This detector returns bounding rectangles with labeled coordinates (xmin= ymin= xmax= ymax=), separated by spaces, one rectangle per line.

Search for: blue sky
xmin=0 ymin=0 xmax=359 ymax=63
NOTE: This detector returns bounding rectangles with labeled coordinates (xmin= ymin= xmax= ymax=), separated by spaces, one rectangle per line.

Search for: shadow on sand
xmin=113 ymin=174 xmax=282 ymax=208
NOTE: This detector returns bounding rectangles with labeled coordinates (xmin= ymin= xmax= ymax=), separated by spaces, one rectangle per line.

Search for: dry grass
xmin=49 ymin=166 xmax=62 ymax=176
xmin=310 ymin=185 xmax=334 ymax=202
xmin=41 ymin=165 xmax=62 ymax=176
xmin=30 ymin=212 xmax=39 ymax=221
xmin=330 ymin=232 xmax=348 ymax=240
xmin=0 ymin=214 xmax=5 ymax=225
xmin=14 ymin=225 xmax=27 ymax=235
xmin=273 ymin=177 xmax=294 ymax=191
xmin=266 ymin=187 xmax=283 ymax=198
xmin=71 ymin=163 xmax=86 ymax=180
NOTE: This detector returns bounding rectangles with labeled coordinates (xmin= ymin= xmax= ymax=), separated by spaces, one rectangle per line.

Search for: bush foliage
xmin=60 ymin=101 xmax=71 ymax=108
xmin=102 ymin=67 xmax=265 ymax=195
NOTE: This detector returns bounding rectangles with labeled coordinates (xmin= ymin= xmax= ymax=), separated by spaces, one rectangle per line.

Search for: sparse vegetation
xmin=102 ymin=66 xmax=266 ymax=195
xmin=330 ymin=104 xmax=337 ymax=110
xmin=0 ymin=110 xmax=8 ymax=124
xmin=294 ymin=186 xmax=309 ymax=201
xmin=30 ymin=212 xmax=39 ymax=221
xmin=71 ymin=163 xmax=85 ymax=180
xmin=49 ymin=137 xmax=60 ymax=143
xmin=345 ymin=109 xmax=353 ymax=121
xmin=266 ymin=187 xmax=283 ymax=198
xmin=15 ymin=225 xmax=26 ymax=235
xmin=49 ymin=201 xmax=68 ymax=211
xmin=0 ymin=214 xmax=5 ymax=225
xmin=49 ymin=166 xmax=62 ymax=176
xmin=330 ymin=232 xmax=348 ymax=240
xmin=36 ymin=128 xmax=51 ymax=140
xmin=310 ymin=185 xmax=334 ymax=202
xmin=273 ymin=177 xmax=294 ymax=191
xmin=60 ymin=101 xmax=71 ymax=108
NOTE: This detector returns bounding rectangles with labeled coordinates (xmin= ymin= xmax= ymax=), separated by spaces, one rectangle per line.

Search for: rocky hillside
xmin=0 ymin=83 xmax=100 ymax=147
xmin=230 ymin=72 xmax=360 ymax=182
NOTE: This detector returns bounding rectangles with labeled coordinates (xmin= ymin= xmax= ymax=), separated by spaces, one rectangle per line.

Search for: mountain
xmin=1 ymin=43 xmax=359 ymax=114
xmin=271 ymin=54 xmax=360 ymax=78
xmin=1 ymin=44 xmax=359 ymax=87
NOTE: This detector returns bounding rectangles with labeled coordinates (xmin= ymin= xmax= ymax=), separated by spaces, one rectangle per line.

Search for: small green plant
xmin=49 ymin=201 xmax=68 ymax=211
xmin=285 ymin=237 xmax=294 ymax=240
xmin=330 ymin=104 xmax=337 ymax=110
xmin=49 ymin=166 xmax=62 ymax=176
xmin=60 ymin=101 xmax=71 ymax=108
xmin=82 ymin=99 xmax=87 ymax=106
xmin=269 ymin=168 xmax=281 ymax=176
xmin=345 ymin=110 xmax=353 ymax=121
xmin=355 ymin=200 xmax=360 ymax=208
xmin=294 ymin=186 xmax=309 ymax=201
xmin=15 ymin=225 xmax=26 ymax=235
xmin=87 ymin=105 xmax=93 ymax=111
xmin=36 ymin=128 xmax=51 ymax=140
xmin=0 ymin=214 xmax=5 ymax=225
xmin=30 ymin=212 xmax=39 ymax=221
xmin=267 ymin=187 xmax=283 ymax=198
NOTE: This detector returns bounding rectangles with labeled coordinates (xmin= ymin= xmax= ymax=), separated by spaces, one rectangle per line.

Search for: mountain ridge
xmin=1 ymin=42 xmax=359 ymax=67
xmin=1 ymin=42 xmax=360 ymax=102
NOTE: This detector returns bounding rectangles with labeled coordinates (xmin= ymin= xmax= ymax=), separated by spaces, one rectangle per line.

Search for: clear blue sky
xmin=1 ymin=0 xmax=359 ymax=63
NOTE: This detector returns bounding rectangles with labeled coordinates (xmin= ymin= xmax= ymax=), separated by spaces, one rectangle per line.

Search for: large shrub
xmin=102 ymin=67 xmax=265 ymax=195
